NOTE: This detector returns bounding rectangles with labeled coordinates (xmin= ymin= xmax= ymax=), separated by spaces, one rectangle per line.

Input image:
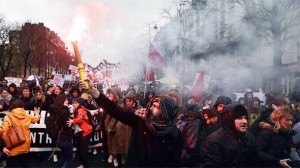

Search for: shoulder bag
xmin=1 ymin=114 xmax=26 ymax=149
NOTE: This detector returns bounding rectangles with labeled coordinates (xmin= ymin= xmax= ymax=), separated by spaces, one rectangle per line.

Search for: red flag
xmin=148 ymin=43 xmax=164 ymax=67
xmin=191 ymin=70 xmax=205 ymax=103
xmin=143 ymin=65 xmax=155 ymax=81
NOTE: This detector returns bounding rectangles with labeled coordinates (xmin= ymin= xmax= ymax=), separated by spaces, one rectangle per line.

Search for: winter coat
xmin=45 ymin=93 xmax=59 ymax=107
xmin=95 ymin=93 xmax=183 ymax=167
xmin=291 ymin=122 xmax=300 ymax=161
xmin=73 ymin=106 xmax=93 ymax=137
xmin=116 ymin=104 xmax=143 ymax=155
xmin=203 ymin=128 xmax=257 ymax=167
xmin=33 ymin=99 xmax=49 ymax=111
xmin=203 ymin=104 xmax=257 ymax=167
xmin=57 ymin=106 xmax=73 ymax=141
xmin=18 ymin=95 xmax=34 ymax=110
xmin=199 ymin=118 xmax=221 ymax=162
xmin=179 ymin=111 xmax=203 ymax=150
xmin=256 ymin=127 xmax=295 ymax=167
xmin=180 ymin=115 xmax=202 ymax=167
xmin=0 ymin=94 xmax=15 ymax=112
xmin=0 ymin=108 xmax=40 ymax=156
xmin=104 ymin=113 xmax=119 ymax=155
xmin=249 ymin=108 xmax=273 ymax=137
xmin=181 ymin=116 xmax=201 ymax=150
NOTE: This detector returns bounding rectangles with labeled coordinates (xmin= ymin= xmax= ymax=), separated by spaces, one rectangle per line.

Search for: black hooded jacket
xmin=203 ymin=104 xmax=257 ymax=167
xmin=94 ymin=93 xmax=183 ymax=167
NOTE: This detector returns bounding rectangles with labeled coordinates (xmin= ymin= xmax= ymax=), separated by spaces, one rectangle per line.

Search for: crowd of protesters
xmin=1 ymin=77 xmax=300 ymax=167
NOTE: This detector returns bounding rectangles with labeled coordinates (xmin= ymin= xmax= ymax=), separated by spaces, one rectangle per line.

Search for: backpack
xmin=45 ymin=113 xmax=62 ymax=141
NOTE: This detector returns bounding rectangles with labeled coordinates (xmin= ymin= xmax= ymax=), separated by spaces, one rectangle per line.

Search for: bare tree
xmin=20 ymin=23 xmax=47 ymax=76
xmin=32 ymin=26 xmax=47 ymax=76
xmin=19 ymin=23 xmax=34 ymax=77
xmin=0 ymin=19 xmax=71 ymax=79
xmin=0 ymin=17 xmax=19 ymax=79
xmin=231 ymin=0 xmax=300 ymax=92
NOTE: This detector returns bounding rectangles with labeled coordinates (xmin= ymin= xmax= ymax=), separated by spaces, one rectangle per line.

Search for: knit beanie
xmin=222 ymin=104 xmax=248 ymax=131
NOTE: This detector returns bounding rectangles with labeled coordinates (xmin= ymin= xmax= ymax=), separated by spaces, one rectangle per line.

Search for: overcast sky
xmin=0 ymin=0 xmax=173 ymax=67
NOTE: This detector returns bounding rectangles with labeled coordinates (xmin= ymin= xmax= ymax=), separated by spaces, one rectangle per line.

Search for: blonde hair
xmin=270 ymin=106 xmax=293 ymax=132
xmin=34 ymin=90 xmax=46 ymax=103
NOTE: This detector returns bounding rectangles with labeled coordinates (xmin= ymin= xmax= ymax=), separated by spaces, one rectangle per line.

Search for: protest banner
xmin=4 ymin=77 xmax=23 ymax=87
xmin=51 ymin=76 xmax=65 ymax=88
xmin=234 ymin=92 xmax=266 ymax=105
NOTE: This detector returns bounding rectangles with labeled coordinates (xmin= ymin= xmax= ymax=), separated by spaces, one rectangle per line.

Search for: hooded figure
xmin=203 ymin=104 xmax=257 ymax=167
xmin=214 ymin=95 xmax=232 ymax=108
xmin=222 ymin=104 xmax=249 ymax=138
xmin=0 ymin=100 xmax=40 ymax=167
xmin=213 ymin=95 xmax=232 ymax=114
xmin=145 ymin=95 xmax=179 ymax=137
xmin=91 ymin=90 xmax=184 ymax=167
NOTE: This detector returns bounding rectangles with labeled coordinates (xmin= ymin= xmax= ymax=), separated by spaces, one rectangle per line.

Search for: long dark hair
xmin=53 ymin=95 xmax=68 ymax=127
xmin=54 ymin=95 xmax=67 ymax=109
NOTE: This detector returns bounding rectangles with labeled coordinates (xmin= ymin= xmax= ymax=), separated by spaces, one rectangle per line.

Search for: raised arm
xmin=30 ymin=107 xmax=41 ymax=123
xmin=80 ymin=80 xmax=139 ymax=127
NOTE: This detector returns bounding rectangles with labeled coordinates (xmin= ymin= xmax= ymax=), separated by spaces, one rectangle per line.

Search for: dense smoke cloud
xmin=148 ymin=4 xmax=260 ymax=95
xmin=147 ymin=0 xmax=299 ymax=96
xmin=1 ymin=0 xmax=299 ymax=95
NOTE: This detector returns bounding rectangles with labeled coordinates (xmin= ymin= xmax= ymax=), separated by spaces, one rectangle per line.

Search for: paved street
xmin=0 ymin=147 xmax=115 ymax=168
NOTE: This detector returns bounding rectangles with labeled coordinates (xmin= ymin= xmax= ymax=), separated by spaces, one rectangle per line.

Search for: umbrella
xmin=158 ymin=77 xmax=183 ymax=87
xmin=23 ymin=75 xmax=39 ymax=81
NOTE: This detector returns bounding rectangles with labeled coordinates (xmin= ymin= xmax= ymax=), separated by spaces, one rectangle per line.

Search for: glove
xmin=78 ymin=80 xmax=100 ymax=98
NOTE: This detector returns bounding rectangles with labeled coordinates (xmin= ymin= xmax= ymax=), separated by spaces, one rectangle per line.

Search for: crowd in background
xmin=1 ymin=77 xmax=300 ymax=167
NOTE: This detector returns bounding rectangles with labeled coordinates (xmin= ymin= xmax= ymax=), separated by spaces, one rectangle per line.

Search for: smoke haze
xmin=1 ymin=0 xmax=299 ymax=94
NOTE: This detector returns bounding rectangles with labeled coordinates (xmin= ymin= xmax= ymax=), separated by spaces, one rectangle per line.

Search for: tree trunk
xmin=271 ymin=5 xmax=283 ymax=94
xmin=23 ymin=64 xmax=27 ymax=77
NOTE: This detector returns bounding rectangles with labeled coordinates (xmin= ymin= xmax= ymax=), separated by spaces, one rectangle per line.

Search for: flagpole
xmin=144 ymin=24 xmax=153 ymax=99
xmin=144 ymin=24 xmax=159 ymax=99
xmin=144 ymin=43 xmax=151 ymax=99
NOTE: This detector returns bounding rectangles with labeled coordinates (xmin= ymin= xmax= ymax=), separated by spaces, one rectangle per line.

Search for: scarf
xmin=135 ymin=95 xmax=179 ymax=137
xmin=0 ymin=94 xmax=12 ymax=107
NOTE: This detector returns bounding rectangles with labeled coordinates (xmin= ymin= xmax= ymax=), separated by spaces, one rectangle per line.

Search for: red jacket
xmin=73 ymin=106 xmax=93 ymax=137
